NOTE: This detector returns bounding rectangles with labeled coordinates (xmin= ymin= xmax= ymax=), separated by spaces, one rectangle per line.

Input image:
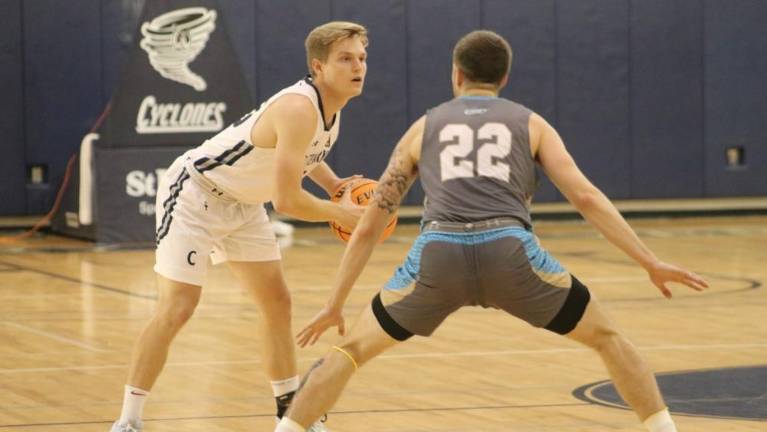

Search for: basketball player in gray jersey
xmin=275 ymin=31 xmax=708 ymax=432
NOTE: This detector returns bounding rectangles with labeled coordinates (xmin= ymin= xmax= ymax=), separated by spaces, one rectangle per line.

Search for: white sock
xmin=275 ymin=416 xmax=305 ymax=432
xmin=643 ymin=408 xmax=677 ymax=432
xmin=271 ymin=375 xmax=300 ymax=397
xmin=118 ymin=385 xmax=149 ymax=426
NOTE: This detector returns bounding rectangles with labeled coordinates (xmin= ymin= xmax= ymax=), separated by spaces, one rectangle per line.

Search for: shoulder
xmin=268 ymin=93 xmax=318 ymax=126
xmin=403 ymin=115 xmax=426 ymax=162
xmin=528 ymin=111 xmax=551 ymax=136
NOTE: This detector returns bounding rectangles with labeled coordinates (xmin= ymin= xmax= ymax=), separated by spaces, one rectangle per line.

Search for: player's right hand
xmin=334 ymin=187 xmax=365 ymax=231
xmin=297 ymin=306 xmax=346 ymax=348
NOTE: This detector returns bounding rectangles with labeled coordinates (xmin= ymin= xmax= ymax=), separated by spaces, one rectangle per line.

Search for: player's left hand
xmin=331 ymin=175 xmax=363 ymax=196
xmin=297 ymin=306 xmax=346 ymax=348
xmin=647 ymin=261 xmax=708 ymax=298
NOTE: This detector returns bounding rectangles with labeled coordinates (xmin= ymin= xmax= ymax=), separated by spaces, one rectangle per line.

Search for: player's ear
xmin=498 ymin=74 xmax=509 ymax=90
xmin=451 ymin=63 xmax=462 ymax=93
xmin=311 ymin=58 xmax=323 ymax=78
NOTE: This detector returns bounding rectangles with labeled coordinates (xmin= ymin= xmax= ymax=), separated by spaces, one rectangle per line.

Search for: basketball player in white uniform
xmin=110 ymin=22 xmax=368 ymax=432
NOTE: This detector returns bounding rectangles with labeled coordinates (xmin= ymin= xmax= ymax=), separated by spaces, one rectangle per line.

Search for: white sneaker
xmin=271 ymin=220 xmax=295 ymax=237
xmin=307 ymin=417 xmax=329 ymax=432
xmin=275 ymin=416 xmax=328 ymax=432
xmin=110 ymin=421 xmax=143 ymax=432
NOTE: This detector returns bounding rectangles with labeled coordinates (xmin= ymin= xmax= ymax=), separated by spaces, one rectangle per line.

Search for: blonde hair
xmin=305 ymin=21 xmax=368 ymax=77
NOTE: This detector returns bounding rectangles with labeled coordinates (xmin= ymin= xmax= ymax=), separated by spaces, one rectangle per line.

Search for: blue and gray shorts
xmin=372 ymin=218 xmax=590 ymax=340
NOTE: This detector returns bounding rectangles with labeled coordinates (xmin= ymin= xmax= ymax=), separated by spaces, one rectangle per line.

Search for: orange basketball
xmin=329 ymin=178 xmax=397 ymax=243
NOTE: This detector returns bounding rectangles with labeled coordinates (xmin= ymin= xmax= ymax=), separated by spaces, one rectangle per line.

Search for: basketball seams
xmin=328 ymin=177 xmax=397 ymax=243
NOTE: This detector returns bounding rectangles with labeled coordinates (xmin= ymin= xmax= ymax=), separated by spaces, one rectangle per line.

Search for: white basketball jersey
xmin=186 ymin=77 xmax=341 ymax=204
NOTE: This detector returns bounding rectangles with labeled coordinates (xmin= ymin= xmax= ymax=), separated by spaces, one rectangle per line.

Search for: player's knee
xmin=274 ymin=289 xmax=293 ymax=312
xmin=335 ymin=341 xmax=365 ymax=369
xmin=260 ymin=290 xmax=292 ymax=322
xmin=587 ymin=325 xmax=625 ymax=353
xmin=156 ymin=298 xmax=199 ymax=330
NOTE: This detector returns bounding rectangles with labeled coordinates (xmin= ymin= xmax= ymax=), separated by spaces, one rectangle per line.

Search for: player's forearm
xmin=327 ymin=210 xmax=389 ymax=309
xmin=273 ymin=190 xmax=344 ymax=223
xmin=307 ymin=162 xmax=341 ymax=196
xmin=574 ymin=189 xmax=659 ymax=270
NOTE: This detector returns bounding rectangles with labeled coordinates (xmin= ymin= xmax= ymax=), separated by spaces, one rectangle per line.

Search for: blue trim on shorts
xmin=384 ymin=233 xmax=429 ymax=290
xmin=384 ymin=227 xmax=565 ymax=290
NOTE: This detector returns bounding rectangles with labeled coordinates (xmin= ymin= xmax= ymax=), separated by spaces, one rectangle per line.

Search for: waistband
xmin=421 ymin=217 xmax=527 ymax=233
xmin=183 ymin=156 xmax=238 ymax=202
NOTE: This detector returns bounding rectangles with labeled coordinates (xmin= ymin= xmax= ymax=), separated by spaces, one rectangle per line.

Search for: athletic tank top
xmin=186 ymin=76 xmax=340 ymax=204
xmin=420 ymin=96 xmax=536 ymax=227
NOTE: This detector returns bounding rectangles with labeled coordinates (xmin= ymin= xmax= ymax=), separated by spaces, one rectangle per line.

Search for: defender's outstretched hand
xmin=647 ymin=261 xmax=708 ymax=298
xmin=297 ymin=306 xmax=346 ymax=348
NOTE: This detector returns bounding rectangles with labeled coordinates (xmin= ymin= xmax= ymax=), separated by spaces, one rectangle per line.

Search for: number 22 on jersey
xmin=439 ymin=123 xmax=512 ymax=182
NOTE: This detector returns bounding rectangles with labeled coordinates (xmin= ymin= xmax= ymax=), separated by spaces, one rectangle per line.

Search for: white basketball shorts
xmin=153 ymin=154 xmax=281 ymax=286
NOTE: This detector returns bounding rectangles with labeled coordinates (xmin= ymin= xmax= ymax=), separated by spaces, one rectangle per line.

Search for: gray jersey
xmin=420 ymin=96 xmax=536 ymax=227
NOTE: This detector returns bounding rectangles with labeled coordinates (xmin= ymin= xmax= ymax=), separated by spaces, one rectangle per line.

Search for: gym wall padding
xmin=101 ymin=1 xmax=144 ymax=105
xmin=219 ymin=0 xmax=257 ymax=99
xmin=0 ymin=0 xmax=26 ymax=214
xmin=556 ymin=0 xmax=631 ymax=199
xmin=630 ymin=0 xmax=704 ymax=198
xmin=2 ymin=0 xmax=766 ymax=217
xmin=22 ymin=0 xmax=103 ymax=214
xmin=703 ymin=0 xmax=767 ymax=196
xmin=255 ymin=1 xmax=331 ymax=103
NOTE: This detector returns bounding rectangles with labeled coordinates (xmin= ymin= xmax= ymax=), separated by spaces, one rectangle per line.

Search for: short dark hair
xmin=453 ymin=30 xmax=512 ymax=85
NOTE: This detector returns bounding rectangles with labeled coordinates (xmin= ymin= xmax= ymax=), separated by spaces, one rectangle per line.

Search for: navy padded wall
xmin=483 ymin=0 xmax=560 ymax=203
xmin=557 ymin=0 xmax=631 ymax=199
xmin=330 ymin=0 xmax=408 ymax=184
xmin=256 ymin=0 xmax=331 ymax=102
xmin=23 ymin=0 xmax=103 ymax=213
xmin=101 ymin=1 xmax=144 ymax=106
xmin=0 ymin=0 xmax=26 ymax=215
xmin=704 ymin=0 xmax=767 ymax=196
xmin=631 ymin=0 xmax=704 ymax=198
xmin=484 ymin=0 xmax=557 ymax=121
xmin=219 ymin=0 xmax=257 ymax=100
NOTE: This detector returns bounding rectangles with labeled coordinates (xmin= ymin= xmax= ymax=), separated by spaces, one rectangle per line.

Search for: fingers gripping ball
xmin=329 ymin=178 xmax=397 ymax=243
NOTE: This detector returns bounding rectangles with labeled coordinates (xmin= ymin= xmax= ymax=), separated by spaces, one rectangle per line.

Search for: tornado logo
xmin=140 ymin=7 xmax=217 ymax=91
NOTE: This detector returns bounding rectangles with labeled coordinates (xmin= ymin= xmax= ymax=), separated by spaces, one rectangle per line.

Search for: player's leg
xmin=113 ymin=276 xmax=207 ymax=431
xmin=112 ymin=156 xmax=211 ymax=431
xmin=219 ymin=200 xmax=308 ymax=420
xmin=277 ymin=302 xmax=401 ymax=431
xmin=278 ymin=229 xmax=467 ymax=431
xmin=482 ymin=227 xmax=674 ymax=432
xmin=112 ymin=276 xmax=202 ymax=430
xmin=128 ymin=276 xmax=202 ymax=390
xmin=227 ymin=259 xmax=302 ymax=416
xmin=565 ymin=295 xmax=675 ymax=431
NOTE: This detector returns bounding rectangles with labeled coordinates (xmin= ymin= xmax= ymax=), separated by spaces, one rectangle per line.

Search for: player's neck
xmin=457 ymin=86 xmax=498 ymax=98
xmin=313 ymin=81 xmax=351 ymax=125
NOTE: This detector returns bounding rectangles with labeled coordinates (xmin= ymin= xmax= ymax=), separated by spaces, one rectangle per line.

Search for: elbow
xmin=571 ymin=187 xmax=601 ymax=211
xmin=353 ymin=223 xmax=377 ymax=240
xmin=272 ymin=195 xmax=296 ymax=216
